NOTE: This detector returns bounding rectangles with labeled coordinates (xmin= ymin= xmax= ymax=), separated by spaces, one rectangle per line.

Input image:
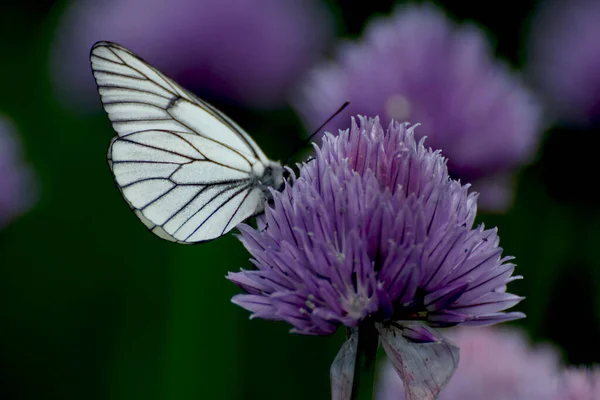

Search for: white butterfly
xmin=90 ymin=41 xmax=284 ymax=244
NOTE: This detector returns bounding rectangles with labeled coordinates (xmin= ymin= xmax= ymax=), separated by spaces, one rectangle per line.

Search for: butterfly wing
xmin=91 ymin=41 xmax=274 ymax=243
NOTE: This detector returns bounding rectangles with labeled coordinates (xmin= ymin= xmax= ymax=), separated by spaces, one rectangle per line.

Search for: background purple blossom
xmin=378 ymin=327 xmax=600 ymax=400
xmin=376 ymin=327 xmax=562 ymax=400
xmin=0 ymin=116 xmax=35 ymax=229
xmin=558 ymin=367 xmax=600 ymax=400
xmin=51 ymin=0 xmax=332 ymax=111
xmin=296 ymin=4 xmax=541 ymax=212
xmin=527 ymin=0 xmax=600 ymax=126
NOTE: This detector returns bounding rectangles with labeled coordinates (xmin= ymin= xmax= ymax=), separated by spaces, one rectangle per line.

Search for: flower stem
xmin=351 ymin=320 xmax=380 ymax=400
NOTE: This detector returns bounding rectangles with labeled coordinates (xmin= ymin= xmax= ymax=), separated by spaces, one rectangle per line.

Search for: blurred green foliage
xmin=0 ymin=1 xmax=599 ymax=400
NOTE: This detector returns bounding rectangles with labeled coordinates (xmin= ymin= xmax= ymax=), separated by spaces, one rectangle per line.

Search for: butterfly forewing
xmin=93 ymin=41 xmax=282 ymax=243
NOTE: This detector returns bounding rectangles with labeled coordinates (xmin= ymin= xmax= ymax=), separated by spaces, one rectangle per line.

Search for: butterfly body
xmin=91 ymin=41 xmax=283 ymax=243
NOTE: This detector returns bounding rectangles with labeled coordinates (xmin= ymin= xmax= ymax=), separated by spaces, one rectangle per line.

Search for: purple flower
xmin=377 ymin=327 xmax=600 ymax=400
xmin=376 ymin=327 xmax=562 ymax=400
xmin=229 ymin=117 xmax=524 ymax=399
xmin=51 ymin=0 xmax=332 ymax=111
xmin=0 ymin=116 xmax=36 ymax=228
xmin=557 ymin=367 xmax=600 ymax=400
xmin=296 ymin=4 xmax=541 ymax=212
xmin=527 ymin=0 xmax=600 ymax=125
xmin=229 ymin=116 xmax=523 ymax=333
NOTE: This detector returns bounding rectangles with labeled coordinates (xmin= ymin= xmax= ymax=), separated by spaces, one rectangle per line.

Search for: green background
xmin=1 ymin=1 xmax=598 ymax=399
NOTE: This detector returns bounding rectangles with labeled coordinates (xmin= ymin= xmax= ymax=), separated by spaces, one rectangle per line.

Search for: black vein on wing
xmin=165 ymin=98 xmax=256 ymax=166
xmin=139 ymin=185 xmax=191 ymax=215
xmin=155 ymin=184 xmax=223 ymax=230
xmin=182 ymin=184 xmax=252 ymax=242
xmin=121 ymin=176 xmax=249 ymax=190
xmin=115 ymin=135 xmax=251 ymax=173
xmin=96 ymin=58 xmax=257 ymax=166
xmin=111 ymin=160 xmax=182 ymax=165
xmin=116 ymin=137 xmax=195 ymax=160
xmin=99 ymin=85 xmax=173 ymax=100
xmin=92 ymin=42 xmax=262 ymax=161
xmin=94 ymin=68 xmax=170 ymax=94
xmin=91 ymin=53 xmax=124 ymax=64
xmin=222 ymin=188 xmax=254 ymax=235
xmin=167 ymin=95 xmax=181 ymax=109
xmin=102 ymin=44 xmax=188 ymax=103
xmin=104 ymin=101 xmax=170 ymax=114
xmin=112 ymin=117 xmax=174 ymax=123
xmin=93 ymin=46 xmax=179 ymax=104
xmin=94 ymin=69 xmax=147 ymax=80
xmin=103 ymin=101 xmax=168 ymax=108
xmin=192 ymin=98 xmax=262 ymax=160
xmin=170 ymin=183 xmax=245 ymax=237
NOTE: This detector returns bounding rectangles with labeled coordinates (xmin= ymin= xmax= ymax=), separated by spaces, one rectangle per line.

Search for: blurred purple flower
xmin=296 ymin=4 xmax=541 ymax=212
xmin=51 ymin=0 xmax=332 ymax=110
xmin=557 ymin=367 xmax=600 ymax=400
xmin=0 ymin=116 xmax=36 ymax=229
xmin=229 ymin=117 xmax=524 ymax=336
xmin=376 ymin=327 xmax=562 ymax=400
xmin=527 ymin=0 xmax=600 ymax=126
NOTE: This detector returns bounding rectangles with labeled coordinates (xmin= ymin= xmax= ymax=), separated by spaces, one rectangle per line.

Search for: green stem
xmin=351 ymin=320 xmax=380 ymax=400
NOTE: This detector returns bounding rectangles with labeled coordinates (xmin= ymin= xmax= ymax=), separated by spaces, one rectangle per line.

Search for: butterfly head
xmin=259 ymin=162 xmax=285 ymax=193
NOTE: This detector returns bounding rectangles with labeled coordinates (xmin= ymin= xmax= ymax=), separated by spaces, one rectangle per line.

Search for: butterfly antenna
xmin=284 ymin=101 xmax=350 ymax=165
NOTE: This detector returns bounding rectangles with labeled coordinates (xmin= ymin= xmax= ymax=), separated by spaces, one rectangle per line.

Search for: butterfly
xmin=90 ymin=41 xmax=285 ymax=244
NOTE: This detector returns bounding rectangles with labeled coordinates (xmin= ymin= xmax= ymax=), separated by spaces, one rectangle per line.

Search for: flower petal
xmin=398 ymin=321 xmax=441 ymax=343
xmin=377 ymin=322 xmax=459 ymax=400
xmin=330 ymin=329 xmax=358 ymax=400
